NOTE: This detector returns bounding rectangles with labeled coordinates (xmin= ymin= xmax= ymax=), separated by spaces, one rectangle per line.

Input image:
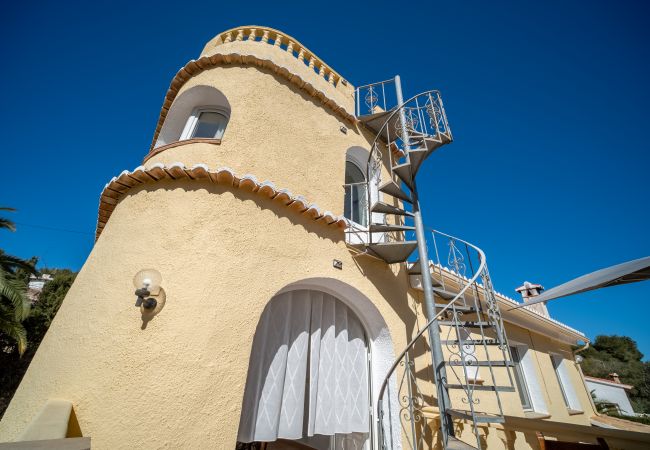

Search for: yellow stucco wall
xmin=0 ymin=27 xmax=600 ymax=449
xmin=143 ymin=63 xmax=376 ymax=213
xmin=0 ymin=181 xmax=415 ymax=449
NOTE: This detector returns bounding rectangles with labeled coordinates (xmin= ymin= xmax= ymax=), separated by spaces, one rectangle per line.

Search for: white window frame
xmin=179 ymin=106 xmax=230 ymax=140
xmin=510 ymin=342 xmax=548 ymax=414
xmin=551 ymin=353 xmax=583 ymax=412
xmin=344 ymin=160 xmax=369 ymax=226
xmin=344 ymin=156 xmax=384 ymax=246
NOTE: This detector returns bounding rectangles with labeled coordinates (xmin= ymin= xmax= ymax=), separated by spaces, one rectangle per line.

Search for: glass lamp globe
xmin=133 ymin=269 xmax=162 ymax=295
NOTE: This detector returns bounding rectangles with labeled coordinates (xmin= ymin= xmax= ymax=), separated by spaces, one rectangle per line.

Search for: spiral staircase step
xmin=370 ymin=201 xmax=413 ymax=216
xmin=445 ymin=436 xmax=478 ymax=450
xmin=436 ymin=304 xmax=478 ymax=313
xmin=446 ymin=360 xmax=514 ymax=367
xmin=378 ymin=180 xmax=411 ymax=203
xmin=446 ymin=408 xmax=506 ymax=424
xmin=445 ymin=384 xmax=516 ymax=393
xmin=368 ymin=223 xmax=415 ymax=233
xmin=442 ymin=339 xmax=502 ymax=346
xmin=439 ymin=321 xmax=492 ymax=328
xmin=366 ymin=241 xmax=418 ymax=264
xmin=408 ymin=148 xmax=428 ymax=175
xmin=392 ymin=162 xmax=414 ymax=189
xmin=433 ymin=287 xmax=457 ymax=300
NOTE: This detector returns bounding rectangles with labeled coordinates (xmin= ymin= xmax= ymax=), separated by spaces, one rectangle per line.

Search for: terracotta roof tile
xmin=95 ymin=162 xmax=348 ymax=240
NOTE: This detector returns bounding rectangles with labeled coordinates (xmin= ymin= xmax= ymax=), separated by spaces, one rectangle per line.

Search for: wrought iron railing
xmin=356 ymin=78 xmax=398 ymax=117
xmin=362 ymin=90 xmax=452 ymax=246
xmin=377 ymin=229 xmax=514 ymax=450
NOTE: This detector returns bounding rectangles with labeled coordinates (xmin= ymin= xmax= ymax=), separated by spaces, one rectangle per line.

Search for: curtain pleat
xmin=237 ymin=290 xmax=369 ymax=445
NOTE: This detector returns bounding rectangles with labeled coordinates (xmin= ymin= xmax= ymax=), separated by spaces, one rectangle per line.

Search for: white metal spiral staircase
xmin=351 ymin=78 xmax=516 ymax=450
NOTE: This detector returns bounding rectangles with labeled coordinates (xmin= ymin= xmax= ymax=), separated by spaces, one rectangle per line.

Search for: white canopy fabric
xmin=237 ymin=289 xmax=369 ymax=445
xmin=512 ymin=256 xmax=650 ymax=309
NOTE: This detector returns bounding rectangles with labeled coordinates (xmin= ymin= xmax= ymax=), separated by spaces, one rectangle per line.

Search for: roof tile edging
xmin=95 ymin=162 xmax=348 ymax=240
xmin=150 ymin=51 xmax=357 ymax=151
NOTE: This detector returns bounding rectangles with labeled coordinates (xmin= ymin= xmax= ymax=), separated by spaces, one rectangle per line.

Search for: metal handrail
xmin=362 ymin=90 xmax=450 ymax=245
xmin=376 ymin=228 xmax=488 ymax=449
xmin=365 ymin=89 xmax=445 ymax=168
xmin=376 ymin=229 xmax=486 ymax=404
xmin=355 ymin=79 xmax=396 ymax=117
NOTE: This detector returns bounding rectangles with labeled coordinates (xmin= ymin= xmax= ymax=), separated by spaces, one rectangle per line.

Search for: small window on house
xmin=511 ymin=346 xmax=533 ymax=410
xmin=551 ymin=354 xmax=582 ymax=411
xmin=344 ymin=161 xmax=368 ymax=226
xmin=180 ymin=107 xmax=229 ymax=141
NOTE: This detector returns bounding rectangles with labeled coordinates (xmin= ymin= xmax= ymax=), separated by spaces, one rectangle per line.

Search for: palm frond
xmin=0 ymin=217 xmax=16 ymax=232
xmin=0 ymin=253 xmax=36 ymax=274
xmin=0 ymin=207 xmax=17 ymax=232
xmin=0 ymin=306 xmax=27 ymax=355
xmin=0 ymin=270 xmax=30 ymax=320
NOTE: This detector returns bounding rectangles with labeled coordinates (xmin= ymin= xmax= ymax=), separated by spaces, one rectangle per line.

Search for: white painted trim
xmin=584 ymin=376 xmax=633 ymax=390
xmin=511 ymin=341 xmax=548 ymax=414
xmin=344 ymin=147 xmax=384 ymax=246
xmin=551 ymin=353 xmax=583 ymax=412
xmin=275 ymin=278 xmax=401 ymax=450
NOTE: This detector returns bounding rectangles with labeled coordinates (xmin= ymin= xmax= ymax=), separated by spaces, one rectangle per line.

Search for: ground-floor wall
xmin=505 ymin=324 xmax=596 ymax=425
xmin=0 ymin=180 xmax=417 ymax=449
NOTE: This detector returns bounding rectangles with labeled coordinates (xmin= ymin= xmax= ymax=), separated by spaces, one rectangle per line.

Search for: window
xmin=551 ymin=354 xmax=582 ymax=411
xmin=511 ymin=346 xmax=533 ymax=410
xmin=180 ymin=107 xmax=229 ymax=141
xmin=344 ymin=161 xmax=368 ymax=226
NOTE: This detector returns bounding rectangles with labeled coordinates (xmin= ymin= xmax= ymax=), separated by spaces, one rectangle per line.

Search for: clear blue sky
xmin=1 ymin=1 xmax=649 ymax=356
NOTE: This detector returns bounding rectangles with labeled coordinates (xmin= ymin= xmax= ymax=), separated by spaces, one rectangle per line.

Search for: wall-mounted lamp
xmin=133 ymin=269 xmax=162 ymax=310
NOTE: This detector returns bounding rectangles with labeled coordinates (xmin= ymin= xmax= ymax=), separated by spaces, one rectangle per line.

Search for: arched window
xmin=154 ymin=85 xmax=231 ymax=148
xmin=344 ymin=161 xmax=368 ymax=226
xmin=179 ymin=106 xmax=229 ymax=140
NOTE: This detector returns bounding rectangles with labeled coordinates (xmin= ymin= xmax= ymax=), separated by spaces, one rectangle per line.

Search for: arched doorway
xmin=237 ymin=289 xmax=371 ymax=449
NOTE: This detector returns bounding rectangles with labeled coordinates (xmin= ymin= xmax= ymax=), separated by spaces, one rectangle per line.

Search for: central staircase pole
xmin=394 ymin=75 xmax=454 ymax=446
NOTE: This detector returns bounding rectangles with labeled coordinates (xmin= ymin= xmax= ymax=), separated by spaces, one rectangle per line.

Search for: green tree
xmin=580 ymin=335 xmax=650 ymax=414
xmin=23 ymin=269 xmax=76 ymax=342
xmin=0 ymin=268 xmax=76 ymax=418
xmin=0 ymin=207 xmax=36 ymax=355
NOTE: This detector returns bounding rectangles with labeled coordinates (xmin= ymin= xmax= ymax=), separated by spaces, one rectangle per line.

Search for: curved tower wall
xmin=0 ymin=27 xmax=414 ymax=449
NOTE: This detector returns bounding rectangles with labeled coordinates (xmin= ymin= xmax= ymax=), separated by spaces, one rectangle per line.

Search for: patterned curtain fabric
xmin=237 ymin=290 xmax=369 ymax=446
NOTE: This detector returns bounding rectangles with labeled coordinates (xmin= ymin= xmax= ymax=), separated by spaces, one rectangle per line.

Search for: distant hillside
xmin=580 ymin=335 xmax=650 ymax=413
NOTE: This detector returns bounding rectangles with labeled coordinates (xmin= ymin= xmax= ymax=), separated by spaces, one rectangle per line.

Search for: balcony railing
xmin=355 ymin=78 xmax=398 ymax=117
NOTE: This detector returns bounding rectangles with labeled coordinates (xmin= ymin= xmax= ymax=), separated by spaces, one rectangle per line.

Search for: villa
xmin=1 ymin=26 xmax=649 ymax=450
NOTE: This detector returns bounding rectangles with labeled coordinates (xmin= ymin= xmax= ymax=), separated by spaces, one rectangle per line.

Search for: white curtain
xmin=237 ymin=290 xmax=369 ymax=446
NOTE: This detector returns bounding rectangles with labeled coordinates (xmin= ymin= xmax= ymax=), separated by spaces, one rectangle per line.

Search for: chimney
xmin=609 ymin=373 xmax=621 ymax=384
xmin=515 ymin=281 xmax=549 ymax=317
